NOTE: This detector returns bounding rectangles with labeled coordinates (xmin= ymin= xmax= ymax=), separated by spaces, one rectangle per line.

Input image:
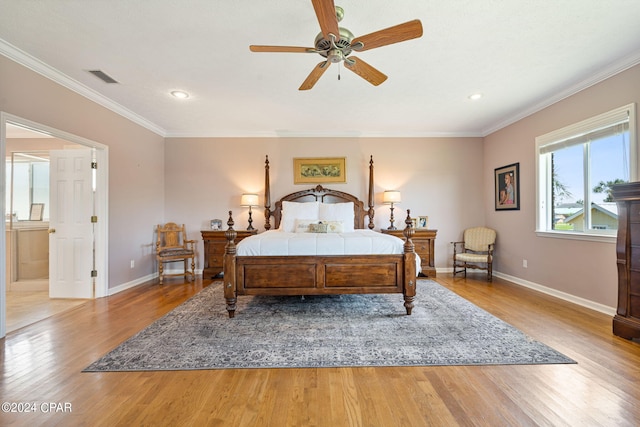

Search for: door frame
xmin=0 ymin=112 xmax=109 ymax=338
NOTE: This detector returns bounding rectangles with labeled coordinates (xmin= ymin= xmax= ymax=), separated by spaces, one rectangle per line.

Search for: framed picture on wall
xmin=293 ymin=157 xmax=346 ymax=184
xmin=495 ymin=163 xmax=520 ymax=211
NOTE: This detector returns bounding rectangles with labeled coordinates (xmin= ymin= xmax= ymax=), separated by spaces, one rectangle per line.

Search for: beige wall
xmin=164 ymin=136 xmax=485 ymax=271
xmin=484 ymin=63 xmax=640 ymax=307
xmin=0 ymin=55 xmax=165 ymax=288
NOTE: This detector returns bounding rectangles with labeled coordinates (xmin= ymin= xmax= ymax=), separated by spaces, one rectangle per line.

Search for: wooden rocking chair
xmin=156 ymin=222 xmax=196 ymax=284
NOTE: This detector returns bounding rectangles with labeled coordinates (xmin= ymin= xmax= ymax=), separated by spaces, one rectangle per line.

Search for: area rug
xmin=84 ymin=280 xmax=575 ymax=371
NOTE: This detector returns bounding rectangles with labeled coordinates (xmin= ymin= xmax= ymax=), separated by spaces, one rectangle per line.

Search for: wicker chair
xmin=156 ymin=222 xmax=196 ymax=284
xmin=452 ymin=227 xmax=496 ymax=281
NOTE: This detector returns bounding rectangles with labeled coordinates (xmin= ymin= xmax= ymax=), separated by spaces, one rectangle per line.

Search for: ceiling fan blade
xmin=344 ymin=56 xmax=388 ymax=86
xmin=351 ymin=19 xmax=423 ymax=52
xmin=299 ymin=61 xmax=331 ymax=91
xmin=312 ymin=0 xmax=340 ymax=41
xmin=250 ymin=45 xmax=317 ymax=53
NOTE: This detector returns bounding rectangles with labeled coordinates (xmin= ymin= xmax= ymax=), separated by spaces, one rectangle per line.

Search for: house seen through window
xmin=536 ymin=104 xmax=636 ymax=238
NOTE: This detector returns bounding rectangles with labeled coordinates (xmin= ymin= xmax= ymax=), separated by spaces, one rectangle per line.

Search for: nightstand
xmin=201 ymin=229 xmax=257 ymax=279
xmin=381 ymin=228 xmax=437 ymax=277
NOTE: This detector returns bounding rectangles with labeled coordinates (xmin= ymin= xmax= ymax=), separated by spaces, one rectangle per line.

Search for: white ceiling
xmin=1 ymin=0 xmax=640 ymax=138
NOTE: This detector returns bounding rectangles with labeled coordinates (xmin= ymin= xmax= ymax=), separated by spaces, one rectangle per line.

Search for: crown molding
xmin=0 ymin=39 xmax=166 ymax=137
xmin=163 ymin=129 xmax=484 ymax=138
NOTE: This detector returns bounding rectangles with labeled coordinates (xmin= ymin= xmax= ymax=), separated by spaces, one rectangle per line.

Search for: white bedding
xmin=236 ymin=229 xmax=421 ymax=272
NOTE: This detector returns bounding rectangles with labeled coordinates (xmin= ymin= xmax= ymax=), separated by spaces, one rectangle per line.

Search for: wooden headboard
xmin=263 ymin=156 xmax=376 ymax=230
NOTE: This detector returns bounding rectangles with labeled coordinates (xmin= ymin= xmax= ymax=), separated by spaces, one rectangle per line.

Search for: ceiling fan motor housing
xmin=314 ymin=27 xmax=354 ymax=61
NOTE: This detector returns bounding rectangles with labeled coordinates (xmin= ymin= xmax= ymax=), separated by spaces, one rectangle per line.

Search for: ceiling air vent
xmin=87 ymin=70 xmax=118 ymax=84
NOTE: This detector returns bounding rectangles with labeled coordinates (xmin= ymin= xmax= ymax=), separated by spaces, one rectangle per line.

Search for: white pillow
xmin=293 ymin=219 xmax=319 ymax=233
xmin=279 ymin=201 xmax=320 ymax=232
xmin=319 ymin=202 xmax=355 ymax=232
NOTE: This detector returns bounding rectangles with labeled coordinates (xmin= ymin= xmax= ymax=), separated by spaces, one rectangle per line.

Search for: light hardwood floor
xmin=1 ymin=274 xmax=639 ymax=426
xmin=6 ymin=290 xmax=87 ymax=332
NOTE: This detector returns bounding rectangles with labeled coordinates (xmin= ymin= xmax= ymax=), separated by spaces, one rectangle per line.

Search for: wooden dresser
xmin=612 ymin=182 xmax=640 ymax=339
xmin=381 ymin=228 xmax=437 ymax=277
xmin=201 ymin=229 xmax=257 ymax=279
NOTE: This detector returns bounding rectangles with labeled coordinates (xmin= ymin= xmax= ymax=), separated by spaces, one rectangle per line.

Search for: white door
xmin=49 ymin=148 xmax=94 ymax=298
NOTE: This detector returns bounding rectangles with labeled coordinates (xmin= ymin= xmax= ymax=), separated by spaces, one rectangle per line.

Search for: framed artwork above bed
xmin=293 ymin=157 xmax=346 ymax=184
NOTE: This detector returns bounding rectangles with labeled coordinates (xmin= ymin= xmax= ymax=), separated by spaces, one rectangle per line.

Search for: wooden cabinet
xmin=381 ymin=228 xmax=437 ymax=277
xmin=613 ymin=182 xmax=640 ymax=339
xmin=201 ymin=230 xmax=257 ymax=279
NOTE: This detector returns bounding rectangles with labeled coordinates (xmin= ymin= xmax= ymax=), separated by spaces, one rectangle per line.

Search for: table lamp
xmin=240 ymin=193 xmax=259 ymax=230
xmin=383 ymin=190 xmax=401 ymax=230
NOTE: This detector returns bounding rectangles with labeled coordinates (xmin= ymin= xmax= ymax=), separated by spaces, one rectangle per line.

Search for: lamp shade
xmin=383 ymin=190 xmax=401 ymax=204
xmin=240 ymin=193 xmax=259 ymax=207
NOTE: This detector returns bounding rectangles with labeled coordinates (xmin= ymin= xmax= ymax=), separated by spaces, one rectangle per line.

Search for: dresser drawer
xmin=380 ymin=228 xmax=437 ymax=277
xmin=413 ymin=239 xmax=431 ymax=258
xmin=207 ymin=241 xmax=226 ymax=256
xmin=629 ymin=201 xmax=640 ymax=223
xmin=630 ymin=244 xmax=640 ymax=270
xmin=201 ymin=229 xmax=257 ymax=279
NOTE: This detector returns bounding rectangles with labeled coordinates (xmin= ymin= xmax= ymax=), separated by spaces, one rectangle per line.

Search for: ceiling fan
xmin=249 ymin=0 xmax=423 ymax=90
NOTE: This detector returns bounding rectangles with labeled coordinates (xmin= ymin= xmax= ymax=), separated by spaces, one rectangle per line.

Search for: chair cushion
xmin=455 ymin=253 xmax=489 ymax=263
xmin=159 ymin=249 xmax=194 ymax=257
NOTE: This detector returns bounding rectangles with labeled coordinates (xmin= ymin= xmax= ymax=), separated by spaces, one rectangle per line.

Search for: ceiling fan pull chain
xmin=338 ymin=62 xmax=341 ymax=81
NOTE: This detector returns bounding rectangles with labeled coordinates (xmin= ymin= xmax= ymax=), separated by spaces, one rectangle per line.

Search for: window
xmin=536 ymin=104 xmax=636 ymax=240
xmin=5 ymin=152 xmax=50 ymax=222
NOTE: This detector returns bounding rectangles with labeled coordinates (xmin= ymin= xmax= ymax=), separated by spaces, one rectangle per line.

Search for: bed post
xmin=223 ymin=211 xmax=238 ymax=318
xmin=264 ymin=155 xmax=272 ymax=230
xmin=402 ymin=209 xmax=417 ymax=315
xmin=368 ymin=155 xmax=375 ymax=229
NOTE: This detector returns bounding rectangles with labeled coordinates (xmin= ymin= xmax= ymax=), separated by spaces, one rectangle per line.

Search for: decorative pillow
xmin=319 ymin=202 xmax=355 ymax=232
xmin=293 ymin=219 xmax=319 ymax=233
xmin=309 ymin=223 xmax=328 ymax=233
xmin=320 ymin=220 xmax=344 ymax=233
xmin=279 ymin=201 xmax=320 ymax=232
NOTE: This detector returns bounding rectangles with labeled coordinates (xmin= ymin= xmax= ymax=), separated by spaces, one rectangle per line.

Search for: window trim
xmin=535 ymin=103 xmax=637 ymax=241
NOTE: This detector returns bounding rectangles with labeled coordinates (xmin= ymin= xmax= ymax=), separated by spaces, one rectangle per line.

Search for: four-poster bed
xmin=223 ymin=156 xmax=417 ymax=318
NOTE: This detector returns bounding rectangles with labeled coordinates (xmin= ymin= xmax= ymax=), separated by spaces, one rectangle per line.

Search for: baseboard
xmin=107 ymin=269 xmax=204 ymax=296
xmin=108 ymin=273 xmax=158 ymax=296
xmin=436 ymin=268 xmax=616 ymax=316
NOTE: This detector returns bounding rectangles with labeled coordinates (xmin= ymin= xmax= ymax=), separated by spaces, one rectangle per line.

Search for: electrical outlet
xmin=523 ymin=259 xmax=528 ymax=268
xmin=130 ymin=260 xmax=135 ymax=269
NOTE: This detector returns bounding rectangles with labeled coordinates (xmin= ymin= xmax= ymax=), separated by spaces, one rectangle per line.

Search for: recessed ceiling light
xmin=469 ymin=93 xmax=483 ymax=100
xmin=171 ymin=90 xmax=189 ymax=99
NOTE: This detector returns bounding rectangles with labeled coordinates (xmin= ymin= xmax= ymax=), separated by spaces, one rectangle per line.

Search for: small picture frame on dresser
xmin=410 ymin=218 xmax=417 ymax=228
xmin=210 ymin=219 xmax=222 ymax=230
xmin=417 ymin=216 xmax=428 ymax=229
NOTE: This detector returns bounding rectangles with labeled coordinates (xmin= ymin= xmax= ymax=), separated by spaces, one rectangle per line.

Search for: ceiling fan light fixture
xmin=327 ymin=48 xmax=345 ymax=63
xmin=171 ymin=90 xmax=190 ymax=99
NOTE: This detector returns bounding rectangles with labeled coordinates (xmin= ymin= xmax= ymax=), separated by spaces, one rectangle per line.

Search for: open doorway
xmin=6 ymin=142 xmax=86 ymax=331
xmin=0 ymin=113 xmax=109 ymax=337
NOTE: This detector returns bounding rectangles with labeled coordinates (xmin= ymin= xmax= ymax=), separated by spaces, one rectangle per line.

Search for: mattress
xmin=236 ymin=229 xmax=421 ymax=272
